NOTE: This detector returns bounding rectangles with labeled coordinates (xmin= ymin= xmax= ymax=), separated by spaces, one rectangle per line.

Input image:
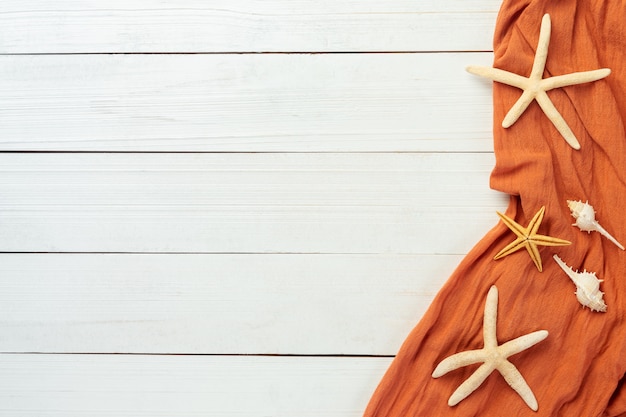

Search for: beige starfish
xmin=467 ymin=13 xmax=611 ymax=150
xmin=432 ymin=286 xmax=548 ymax=411
xmin=495 ymin=206 xmax=571 ymax=272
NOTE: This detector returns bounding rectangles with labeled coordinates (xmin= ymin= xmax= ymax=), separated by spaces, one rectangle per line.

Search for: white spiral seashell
xmin=553 ymin=255 xmax=607 ymax=312
xmin=567 ymin=200 xmax=625 ymax=250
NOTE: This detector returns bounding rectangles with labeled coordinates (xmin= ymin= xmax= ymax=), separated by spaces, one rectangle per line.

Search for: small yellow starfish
xmin=495 ymin=206 xmax=571 ymax=272
xmin=467 ymin=14 xmax=611 ymax=150
xmin=432 ymin=286 xmax=548 ymax=411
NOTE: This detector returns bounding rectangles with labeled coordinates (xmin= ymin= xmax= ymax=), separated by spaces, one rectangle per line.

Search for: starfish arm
xmin=448 ymin=362 xmax=497 ymax=407
xmin=496 ymin=211 xmax=528 ymax=238
xmin=531 ymin=233 xmax=572 ymax=246
xmin=494 ymin=238 xmax=526 ymax=261
xmin=527 ymin=206 xmax=546 ymax=236
xmin=524 ymin=241 xmax=544 ymax=271
xmin=432 ymin=349 xmax=487 ymax=378
xmin=502 ymin=89 xmax=537 ymax=128
xmin=498 ymin=330 xmax=549 ymax=358
xmin=535 ymin=91 xmax=581 ymax=149
xmin=496 ymin=360 xmax=539 ymax=411
xmin=483 ymin=286 xmax=499 ymax=348
xmin=529 ymin=14 xmax=551 ymax=80
xmin=541 ymin=68 xmax=611 ymax=91
xmin=466 ymin=66 xmax=529 ymax=90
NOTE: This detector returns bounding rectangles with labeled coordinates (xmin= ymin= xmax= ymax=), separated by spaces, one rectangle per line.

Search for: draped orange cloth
xmin=363 ymin=1 xmax=626 ymax=416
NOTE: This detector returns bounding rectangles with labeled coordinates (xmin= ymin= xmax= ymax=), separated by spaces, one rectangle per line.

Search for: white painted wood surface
xmin=0 ymin=355 xmax=392 ymax=416
xmin=0 ymin=0 xmax=498 ymax=53
xmin=0 ymin=0 xmax=505 ymax=415
xmin=0 ymin=53 xmax=494 ymax=152
xmin=0 ymin=153 xmax=505 ymax=253
xmin=0 ymin=253 xmax=464 ymax=354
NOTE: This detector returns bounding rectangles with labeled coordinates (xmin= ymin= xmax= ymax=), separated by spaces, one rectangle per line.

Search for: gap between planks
xmin=0 ymin=352 xmax=395 ymax=358
xmin=0 ymin=50 xmax=494 ymax=56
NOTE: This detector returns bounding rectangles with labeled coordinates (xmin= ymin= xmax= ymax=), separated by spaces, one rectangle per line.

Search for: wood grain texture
xmin=0 ymin=354 xmax=392 ymax=416
xmin=0 ymin=152 xmax=507 ymax=254
xmin=0 ymin=53 xmax=494 ymax=152
xmin=0 ymin=1 xmax=504 ymax=413
xmin=0 ymin=253 xmax=463 ymax=354
xmin=0 ymin=0 xmax=500 ymax=54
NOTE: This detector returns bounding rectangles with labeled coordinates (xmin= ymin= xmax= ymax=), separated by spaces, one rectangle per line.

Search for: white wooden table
xmin=0 ymin=1 xmax=507 ymax=415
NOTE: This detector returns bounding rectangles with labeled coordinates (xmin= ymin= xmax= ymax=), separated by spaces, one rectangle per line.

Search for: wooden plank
xmin=0 ymin=52 xmax=495 ymax=152
xmin=0 ymin=253 xmax=463 ymax=354
xmin=0 ymin=153 xmax=507 ymax=254
xmin=0 ymin=354 xmax=391 ymax=416
xmin=0 ymin=0 xmax=500 ymax=54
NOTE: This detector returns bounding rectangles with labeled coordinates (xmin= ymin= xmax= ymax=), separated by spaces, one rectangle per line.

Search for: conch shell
xmin=567 ymin=200 xmax=624 ymax=250
xmin=553 ymin=254 xmax=607 ymax=312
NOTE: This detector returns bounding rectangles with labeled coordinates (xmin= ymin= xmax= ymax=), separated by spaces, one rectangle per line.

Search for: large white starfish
xmin=432 ymin=286 xmax=548 ymax=411
xmin=467 ymin=13 xmax=611 ymax=150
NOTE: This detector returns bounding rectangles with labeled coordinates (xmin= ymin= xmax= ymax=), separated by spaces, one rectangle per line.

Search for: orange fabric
xmin=364 ymin=1 xmax=626 ymax=416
